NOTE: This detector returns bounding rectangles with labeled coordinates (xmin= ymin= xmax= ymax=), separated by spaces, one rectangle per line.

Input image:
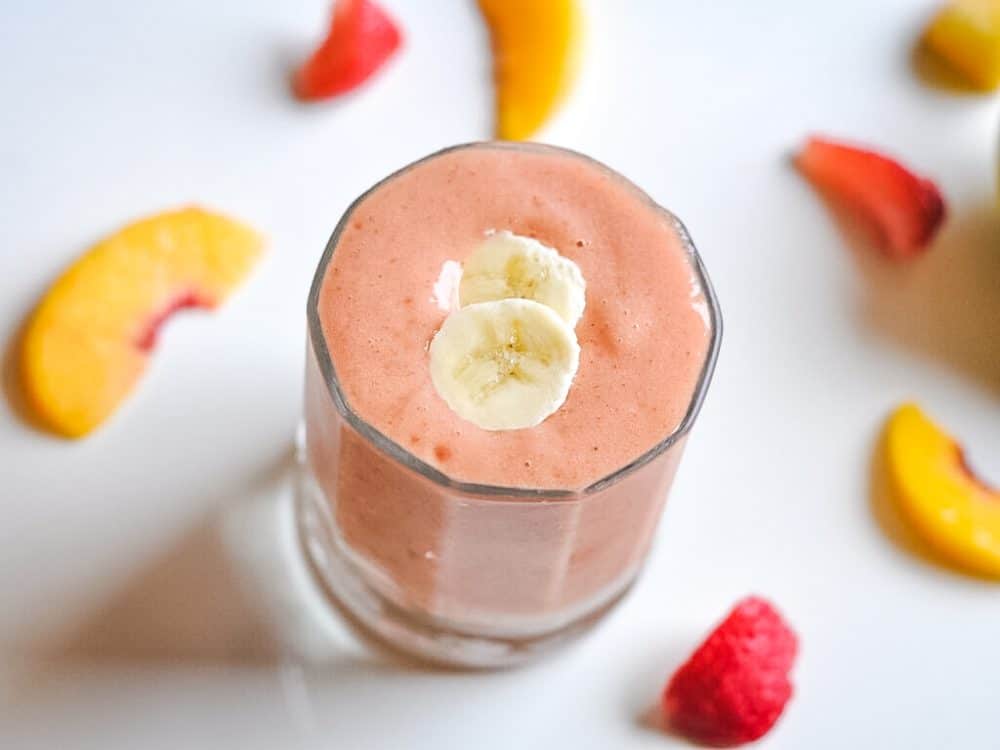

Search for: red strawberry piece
xmin=294 ymin=0 xmax=403 ymax=101
xmin=795 ymin=136 xmax=946 ymax=260
xmin=662 ymin=597 xmax=798 ymax=747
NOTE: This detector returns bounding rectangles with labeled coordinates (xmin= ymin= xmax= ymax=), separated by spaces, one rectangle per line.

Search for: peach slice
xmin=477 ymin=0 xmax=583 ymax=141
xmin=20 ymin=207 xmax=263 ymax=438
xmin=923 ymin=0 xmax=1000 ymax=91
xmin=885 ymin=402 xmax=1000 ymax=578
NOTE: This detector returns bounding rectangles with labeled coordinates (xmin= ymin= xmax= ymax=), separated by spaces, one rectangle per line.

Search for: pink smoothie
xmin=304 ymin=143 xmax=716 ymax=635
xmin=316 ymin=146 xmax=709 ymax=489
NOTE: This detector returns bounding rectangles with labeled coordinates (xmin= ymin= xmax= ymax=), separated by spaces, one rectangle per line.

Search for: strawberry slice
xmin=795 ymin=136 xmax=946 ymax=260
xmin=294 ymin=0 xmax=403 ymax=101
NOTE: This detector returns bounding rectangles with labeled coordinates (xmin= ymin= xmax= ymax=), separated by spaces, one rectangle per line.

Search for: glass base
xmin=294 ymin=445 xmax=638 ymax=669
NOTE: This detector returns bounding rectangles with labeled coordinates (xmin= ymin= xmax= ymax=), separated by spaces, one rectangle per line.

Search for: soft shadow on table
xmin=807 ymin=183 xmax=1000 ymax=397
xmin=6 ymin=450 xmax=423 ymax=709
xmin=628 ymin=639 xmax=692 ymax=742
xmin=276 ymin=37 xmax=305 ymax=102
xmin=854 ymin=203 xmax=1000 ymax=397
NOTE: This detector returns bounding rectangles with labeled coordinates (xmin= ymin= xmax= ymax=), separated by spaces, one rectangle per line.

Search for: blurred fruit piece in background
xmin=20 ymin=208 xmax=263 ymax=438
xmin=795 ymin=136 xmax=947 ymax=261
xmin=885 ymin=403 xmax=1000 ymax=579
xmin=478 ymin=0 xmax=582 ymax=140
xmin=295 ymin=0 xmax=402 ymax=101
xmin=924 ymin=0 xmax=1000 ymax=91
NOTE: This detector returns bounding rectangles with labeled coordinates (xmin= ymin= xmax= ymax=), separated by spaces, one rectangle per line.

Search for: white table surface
xmin=2 ymin=0 xmax=999 ymax=747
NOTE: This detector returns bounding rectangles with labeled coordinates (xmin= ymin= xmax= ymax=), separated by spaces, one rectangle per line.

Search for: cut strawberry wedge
xmin=294 ymin=0 xmax=403 ymax=101
xmin=795 ymin=136 xmax=946 ymax=260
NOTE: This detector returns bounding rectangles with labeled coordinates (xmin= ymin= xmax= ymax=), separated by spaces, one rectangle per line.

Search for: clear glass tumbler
xmin=297 ymin=143 xmax=722 ymax=668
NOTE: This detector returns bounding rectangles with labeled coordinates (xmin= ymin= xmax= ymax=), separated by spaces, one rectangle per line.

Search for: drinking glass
xmin=297 ymin=143 xmax=722 ymax=668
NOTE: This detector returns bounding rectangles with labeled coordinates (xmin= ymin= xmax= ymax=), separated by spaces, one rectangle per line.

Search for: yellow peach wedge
xmin=478 ymin=0 xmax=583 ymax=141
xmin=20 ymin=207 xmax=263 ymax=438
xmin=924 ymin=0 xmax=1000 ymax=91
xmin=885 ymin=402 xmax=1000 ymax=578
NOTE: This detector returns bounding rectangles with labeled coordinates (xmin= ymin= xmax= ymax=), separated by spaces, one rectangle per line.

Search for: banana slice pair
xmin=429 ymin=232 xmax=586 ymax=431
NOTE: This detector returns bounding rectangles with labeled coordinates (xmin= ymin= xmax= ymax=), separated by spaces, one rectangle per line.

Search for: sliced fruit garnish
xmin=795 ymin=136 xmax=947 ymax=260
xmin=294 ymin=0 xmax=403 ymax=101
xmin=459 ymin=231 xmax=586 ymax=327
xmin=429 ymin=298 xmax=580 ymax=431
xmin=663 ymin=597 xmax=798 ymax=747
xmin=20 ymin=207 xmax=263 ymax=438
xmin=477 ymin=0 xmax=583 ymax=141
xmin=885 ymin=402 xmax=1000 ymax=578
xmin=924 ymin=0 xmax=1000 ymax=91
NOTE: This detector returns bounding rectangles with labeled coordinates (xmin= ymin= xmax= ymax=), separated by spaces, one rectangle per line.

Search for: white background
xmin=2 ymin=1 xmax=999 ymax=747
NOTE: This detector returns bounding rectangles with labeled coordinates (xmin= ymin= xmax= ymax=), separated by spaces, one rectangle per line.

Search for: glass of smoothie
xmin=299 ymin=142 xmax=721 ymax=668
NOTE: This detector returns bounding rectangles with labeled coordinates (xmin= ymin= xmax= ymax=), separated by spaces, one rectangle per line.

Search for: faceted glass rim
xmin=307 ymin=141 xmax=723 ymax=500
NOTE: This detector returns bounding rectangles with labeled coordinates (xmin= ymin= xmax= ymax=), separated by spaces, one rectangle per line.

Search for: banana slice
xmin=429 ymin=299 xmax=580 ymax=431
xmin=459 ymin=231 xmax=586 ymax=327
